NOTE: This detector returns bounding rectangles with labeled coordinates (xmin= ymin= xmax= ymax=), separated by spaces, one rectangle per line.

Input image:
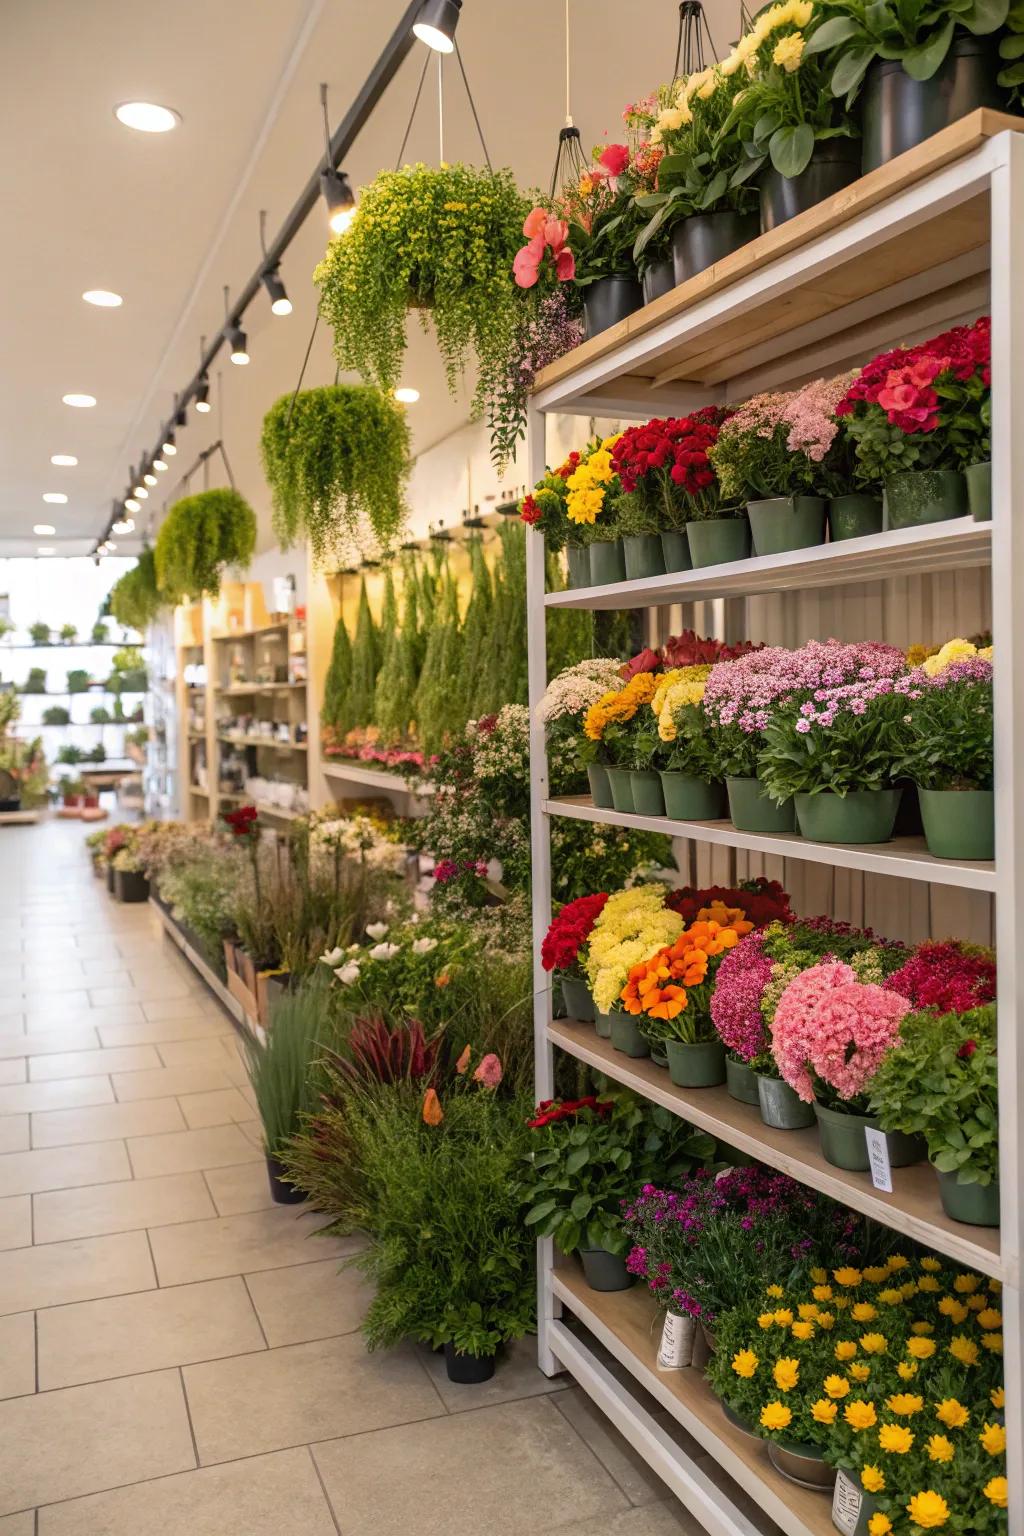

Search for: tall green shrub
xmin=374 ymin=565 xmax=420 ymax=745
xmin=323 ymin=612 xmax=354 ymax=738
xmin=415 ymin=564 xmax=463 ymax=753
xmin=348 ymin=578 xmax=380 ymax=729
xmin=455 ymin=537 xmax=493 ymax=724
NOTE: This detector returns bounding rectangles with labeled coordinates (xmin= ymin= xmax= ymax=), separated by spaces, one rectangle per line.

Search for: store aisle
xmin=0 ymin=821 xmax=704 ymax=1536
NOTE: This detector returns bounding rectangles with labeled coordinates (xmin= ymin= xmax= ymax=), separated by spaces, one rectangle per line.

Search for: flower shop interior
xmin=0 ymin=0 xmax=1017 ymax=1532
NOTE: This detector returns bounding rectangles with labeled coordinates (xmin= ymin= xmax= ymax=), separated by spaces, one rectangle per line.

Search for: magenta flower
xmin=710 ymin=930 xmax=773 ymax=1062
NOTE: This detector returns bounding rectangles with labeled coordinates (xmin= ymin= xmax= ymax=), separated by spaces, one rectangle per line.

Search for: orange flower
xmin=422 ymin=1088 xmax=444 ymax=1125
xmin=454 ymin=1044 xmax=472 ymax=1075
xmin=618 ymin=912 xmax=750 ymax=1019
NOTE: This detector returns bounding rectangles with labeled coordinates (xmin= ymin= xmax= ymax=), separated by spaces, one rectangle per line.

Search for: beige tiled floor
xmin=0 ymin=822 xmax=701 ymax=1534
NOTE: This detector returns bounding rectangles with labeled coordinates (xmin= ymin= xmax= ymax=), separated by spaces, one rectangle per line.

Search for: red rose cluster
xmin=611 ymin=407 xmax=730 ymax=496
xmin=837 ymin=317 xmax=990 ymax=435
xmin=223 ymin=805 xmax=258 ymax=839
xmin=540 ymin=891 xmax=609 ymax=972
xmin=665 ymin=877 xmax=793 ymax=929
xmin=527 ymin=1095 xmax=612 ymax=1129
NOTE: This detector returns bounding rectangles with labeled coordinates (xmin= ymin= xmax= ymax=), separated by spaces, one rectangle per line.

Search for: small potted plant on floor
xmin=540 ymin=892 xmax=609 ymax=1022
xmin=536 ymin=657 xmax=625 ymax=809
xmin=111 ymin=839 xmax=150 ymax=904
xmin=895 ymin=639 xmax=993 ymax=858
xmin=243 ymin=981 xmax=324 ymax=1204
xmin=583 ymin=883 xmax=683 ymax=1039
xmin=611 ymin=407 xmax=734 ymax=575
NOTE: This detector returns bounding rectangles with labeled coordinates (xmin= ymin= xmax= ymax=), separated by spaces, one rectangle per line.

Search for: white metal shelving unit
xmin=526 ymin=112 xmax=1024 ymax=1536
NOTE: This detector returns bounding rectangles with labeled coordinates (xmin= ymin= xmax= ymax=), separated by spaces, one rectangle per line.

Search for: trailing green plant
xmin=109 ymin=549 xmax=167 ymax=632
xmin=315 ymin=162 xmax=529 ymax=425
xmin=66 ymin=670 xmax=90 ymax=694
xmin=155 ymin=488 xmax=256 ymax=600
xmin=29 ymin=622 xmax=50 ymax=646
xmin=261 ymin=385 xmax=411 ymax=565
xmin=347 ymin=578 xmax=380 ymax=729
xmin=322 ymin=612 xmax=354 ymax=739
xmin=41 ymin=706 xmax=70 ymax=725
xmin=243 ymin=976 xmax=327 ymax=1158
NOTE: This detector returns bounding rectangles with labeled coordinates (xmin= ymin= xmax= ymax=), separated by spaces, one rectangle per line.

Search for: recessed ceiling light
xmin=395 ymin=387 xmax=420 ymax=404
xmin=114 ymin=101 xmax=180 ymax=133
xmin=83 ymin=289 xmax=123 ymax=308
xmin=50 ymin=454 xmax=78 ymax=466
xmin=42 ymin=493 xmax=68 ymax=505
xmin=37 ymin=547 xmax=55 ymax=557
xmin=63 ymin=393 xmax=96 ymax=408
xmin=33 ymin=524 xmax=55 ymax=536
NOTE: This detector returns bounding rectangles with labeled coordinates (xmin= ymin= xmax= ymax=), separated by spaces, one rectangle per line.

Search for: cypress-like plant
xmin=415 ymin=565 xmax=463 ymax=753
xmin=374 ymin=566 xmax=420 ymax=745
xmin=348 ymin=578 xmax=380 ymax=729
xmin=481 ymin=522 xmax=528 ymax=714
xmin=455 ymin=536 xmax=493 ymax=724
xmin=323 ymin=612 xmax=354 ymax=738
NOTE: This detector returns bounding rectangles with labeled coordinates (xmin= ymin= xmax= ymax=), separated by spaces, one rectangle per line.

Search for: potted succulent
xmin=243 ymin=981 xmax=323 ymax=1204
xmin=540 ymin=892 xmax=609 ymax=1022
xmin=611 ymin=407 xmax=734 ymax=575
xmin=651 ymin=664 xmax=725 ymax=819
xmin=536 ymin=657 xmax=625 ymax=810
xmin=894 ymin=640 xmax=993 ymax=858
xmin=584 ymin=883 xmax=683 ymax=1037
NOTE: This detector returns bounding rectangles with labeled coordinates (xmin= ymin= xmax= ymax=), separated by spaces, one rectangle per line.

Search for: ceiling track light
xmin=162 ymin=430 xmax=176 ymax=455
xmin=153 ymin=454 xmax=167 ymax=471
xmin=175 ymin=405 xmax=187 ymax=429
xmin=319 ymin=84 xmax=357 ymax=233
xmin=412 ymin=0 xmax=462 ymax=53
xmin=259 ymin=212 xmax=292 ymax=314
xmin=112 ymin=518 xmax=134 ymax=536
xmin=195 ymin=375 xmax=211 ymax=412
xmin=143 ymin=469 xmax=157 ymax=487
xmin=125 ymin=498 xmax=141 ymax=513
xmin=224 ymin=284 xmax=249 ymax=364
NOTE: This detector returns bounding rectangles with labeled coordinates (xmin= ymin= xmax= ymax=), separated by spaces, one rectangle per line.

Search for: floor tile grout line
xmin=32 ymin=1305 xmax=38 ymax=1394
xmin=240 ymin=1271 xmax=271 ymax=1350
xmin=178 ymin=1365 xmax=202 ymax=1471
xmin=547 ymin=1384 xmax=645 ymax=1511
xmin=307 ymin=1444 xmax=345 ymax=1535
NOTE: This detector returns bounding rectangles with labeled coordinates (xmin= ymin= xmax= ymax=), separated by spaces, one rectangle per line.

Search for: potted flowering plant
xmin=520 ymin=452 xmax=583 ymax=581
xmin=583 ymin=670 xmax=661 ymax=813
xmin=540 ymin=892 xmax=609 ymax=1021
xmin=524 ymin=1089 xmax=714 ymax=1292
xmin=611 ymin=407 xmax=734 ymax=574
xmin=563 ymin=434 xmax=626 ymax=584
xmin=536 ymin=657 xmax=625 ymax=807
xmin=583 ymin=883 xmax=683 ymax=1038
xmin=883 ymin=936 xmax=996 ymax=1014
xmin=701 ymin=644 xmax=814 ymax=833
xmin=111 ymin=843 xmax=150 ymax=904
xmin=894 ymin=641 xmax=994 ymax=858
xmin=650 ymin=664 xmax=724 ymax=818
xmin=555 ymin=144 xmax=643 ymax=338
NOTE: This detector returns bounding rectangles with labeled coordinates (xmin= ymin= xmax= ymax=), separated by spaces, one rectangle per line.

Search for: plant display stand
xmin=527 ymin=113 xmax=1023 ymax=1536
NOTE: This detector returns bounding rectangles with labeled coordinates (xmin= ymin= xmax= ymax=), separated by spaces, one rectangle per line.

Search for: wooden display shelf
xmin=211 ymin=620 xmax=289 ymax=642
xmin=215 ymin=682 xmax=306 ymax=695
xmin=217 ymin=734 xmax=307 ymax=752
xmin=546 ymin=795 xmax=995 ymax=893
xmin=550 ymin=1019 xmax=1001 ymax=1277
xmin=322 ymin=760 xmax=430 ymax=795
xmin=250 ymin=801 xmax=303 ymax=821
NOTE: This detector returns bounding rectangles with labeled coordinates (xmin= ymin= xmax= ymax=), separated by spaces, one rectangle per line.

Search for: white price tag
xmin=832 ymin=1470 xmax=863 ymax=1535
xmin=864 ymin=1127 xmax=893 ymax=1193
xmin=657 ymin=1310 xmax=695 ymax=1371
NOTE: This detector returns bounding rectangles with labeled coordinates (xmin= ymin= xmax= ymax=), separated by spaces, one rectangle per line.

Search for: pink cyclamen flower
xmin=771 ymin=961 xmax=912 ymax=1103
xmin=473 ymin=1053 xmax=503 ymax=1089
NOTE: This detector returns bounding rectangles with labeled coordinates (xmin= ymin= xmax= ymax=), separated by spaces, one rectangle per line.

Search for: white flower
xmin=347 ymin=942 xmax=362 ymax=955
xmin=320 ymin=946 xmax=345 ymax=968
xmin=412 ymin=937 xmax=438 ymax=955
xmin=369 ymin=942 xmax=400 ymax=961
xmin=366 ymin=921 xmax=390 ymax=941
xmin=334 ymin=963 xmax=361 ymax=985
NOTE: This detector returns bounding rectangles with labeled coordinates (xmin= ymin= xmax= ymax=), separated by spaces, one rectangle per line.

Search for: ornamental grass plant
xmin=243 ymin=974 xmax=327 ymax=1160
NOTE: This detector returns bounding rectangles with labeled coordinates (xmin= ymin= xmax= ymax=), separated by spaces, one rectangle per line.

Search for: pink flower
xmin=523 ymin=206 xmax=548 ymax=239
xmin=513 ymin=232 xmax=546 ymax=288
xmin=710 ymin=930 xmax=773 ymax=1062
xmin=772 ymin=961 xmax=912 ymax=1103
xmin=599 ymin=143 xmax=630 ymax=177
xmin=473 ymin=1053 xmax=503 ymax=1089
xmin=514 ymin=210 xmax=575 ymax=289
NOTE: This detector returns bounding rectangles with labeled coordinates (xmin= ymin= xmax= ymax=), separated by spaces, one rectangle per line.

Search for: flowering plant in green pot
xmin=894 ymin=641 xmax=994 ymax=858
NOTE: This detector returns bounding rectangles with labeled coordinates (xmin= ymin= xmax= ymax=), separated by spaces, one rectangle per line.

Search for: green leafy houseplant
xmin=895 ymin=658 xmax=993 ymax=789
xmin=155 ymin=488 xmax=256 ymax=600
xmin=90 ymin=621 xmax=108 ymax=644
xmin=66 ymin=669 xmax=91 ymax=695
xmin=315 ymin=162 xmax=529 ymax=425
xmin=805 ymin=0 xmax=1009 ymax=103
xmin=57 ymin=744 xmax=85 ymax=765
xmin=90 ymin=705 xmax=111 ymax=725
xmin=20 ymin=668 xmax=47 ymax=695
xmin=759 ymin=685 xmax=910 ymax=800
xmin=29 ymin=622 xmax=50 ymax=646
xmin=261 ymin=385 xmax=411 ymax=565
xmin=243 ymin=979 xmax=325 ymax=1160
xmin=109 ymin=549 xmax=167 ymax=633
xmin=41 ymin=706 xmax=70 ymax=725
xmin=59 ymin=624 xmax=77 ymax=644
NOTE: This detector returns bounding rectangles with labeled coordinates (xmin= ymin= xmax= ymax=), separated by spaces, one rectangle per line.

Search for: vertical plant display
xmin=374 ymin=560 xmax=421 ymax=745
xmin=348 ymin=578 xmax=380 ymax=729
xmin=323 ymin=612 xmax=354 ymax=739
xmin=415 ymin=565 xmax=464 ymax=753
xmin=455 ymin=537 xmax=494 ymax=724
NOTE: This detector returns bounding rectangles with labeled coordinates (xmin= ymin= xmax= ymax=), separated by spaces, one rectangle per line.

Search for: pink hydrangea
xmin=710 ymin=930 xmax=774 ymax=1062
xmin=771 ymin=960 xmax=912 ymax=1103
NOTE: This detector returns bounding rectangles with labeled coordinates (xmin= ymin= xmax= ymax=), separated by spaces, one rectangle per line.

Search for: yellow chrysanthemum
xmin=991 ymin=1386 xmax=1005 ymax=1409
xmin=791 ymin=1321 xmax=815 ymax=1341
xmin=863 ymin=1266 xmax=890 ymax=1285
xmin=731 ymin=1349 xmax=759 ymax=1378
xmin=982 ymin=1332 xmax=1004 ymax=1354
xmin=812 ymin=1398 xmax=838 ymax=1424
xmin=834 ymin=1267 xmax=862 ymax=1287
xmin=832 ymin=1295 xmax=850 ymax=1310
xmin=919 ymin=1257 xmax=942 ymax=1273
xmin=878 ymin=1423 xmax=914 ymax=1454
xmin=926 ymin=1434 xmax=955 ymax=1463
xmin=772 ymin=31 xmax=805 ymax=70
xmin=980 ymin=1421 xmax=1007 ymax=1455
xmin=911 ymin=1322 xmax=935 ymax=1336
xmin=984 ymin=1476 xmax=1008 ymax=1509
xmin=953 ymin=1273 xmax=981 ymax=1294
xmin=849 ymin=1362 xmax=871 ymax=1383
xmin=773 ymin=1308 xmax=794 ymax=1326
xmin=812 ymin=1285 xmax=833 ymax=1303
xmin=886 ymin=1393 xmax=924 ymax=1417
xmin=886 ymin=1255 xmax=910 ymax=1273
xmin=867 ymin=1516 xmax=892 ymax=1536
xmin=877 ymin=1288 xmax=904 ymax=1306
xmin=760 ymin=1401 xmax=792 ymax=1431
xmin=938 ymin=1297 xmax=969 ymax=1324
xmin=967 ymin=1293 xmax=988 ymax=1312
xmin=810 ymin=1267 xmax=828 ymax=1284
xmin=834 ymin=1341 xmax=858 ymax=1362
xmin=949 ymin=1336 xmax=979 ymax=1366
xmin=797 ymin=1303 xmax=820 ymax=1321
xmin=897 ymin=1362 xmax=919 ymax=1382
xmin=824 ymin=1374 xmax=851 ymax=1398
xmin=765 ymin=1285 xmax=785 ymax=1299
xmin=917 ymin=1276 xmax=941 ymax=1293
xmin=907 ymin=1336 xmax=936 ymax=1360
xmin=773 ymin=1356 xmax=799 ymax=1391
xmin=860 ymin=1333 xmax=887 ymax=1355
xmin=844 ymin=1400 xmax=877 ymax=1431
xmin=861 ymin=1465 xmax=885 ymax=1493
xmin=935 ymin=1399 xmax=969 ymax=1429
xmin=816 ymin=1312 xmax=835 ymax=1330
xmin=757 ymin=1312 xmax=775 ymax=1330
xmin=922 ymin=638 xmax=984 ymax=676
xmin=906 ymin=1491 xmax=950 ymax=1529
xmin=852 ymin=1303 xmax=878 ymax=1323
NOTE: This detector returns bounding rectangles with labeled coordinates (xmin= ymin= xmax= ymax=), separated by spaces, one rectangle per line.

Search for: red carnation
xmin=958 ymin=1039 xmax=977 ymax=1059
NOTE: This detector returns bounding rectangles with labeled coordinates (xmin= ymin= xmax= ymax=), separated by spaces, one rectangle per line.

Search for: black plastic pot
xmin=106 ymin=865 xmax=115 ymax=894
xmin=672 ymin=211 xmax=758 ymax=284
xmin=862 ymin=38 xmax=1003 ymax=173
xmin=580 ymin=1247 xmax=634 ymax=1292
xmin=443 ymin=1342 xmax=496 ymax=1383
xmin=641 ymin=257 xmax=676 ymax=304
xmin=114 ymin=868 xmax=150 ymax=904
xmin=759 ymin=142 xmax=860 ymax=232
xmin=266 ymin=1155 xmax=305 ymax=1206
xmin=583 ymin=275 xmax=643 ymax=340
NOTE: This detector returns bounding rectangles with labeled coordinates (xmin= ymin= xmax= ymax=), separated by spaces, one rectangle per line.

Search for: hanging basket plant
xmin=261 ymin=384 xmax=411 ymax=565
xmin=314 ymin=162 xmax=530 ymax=424
xmin=154 ymin=488 xmax=256 ymax=601
xmin=108 ymin=548 xmax=168 ymax=632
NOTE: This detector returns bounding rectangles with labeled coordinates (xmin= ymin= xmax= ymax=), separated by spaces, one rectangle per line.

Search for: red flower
xmin=599 ymin=143 xmax=630 ymax=177
xmin=520 ymin=493 xmax=543 ymax=526
xmin=665 ymin=878 xmax=793 ymax=929
xmin=541 ymin=892 xmax=609 ymax=972
xmin=958 ymin=1039 xmax=978 ymax=1059
xmin=223 ymin=805 xmax=259 ymax=839
xmin=527 ymin=1094 xmax=613 ymax=1129
xmin=620 ymin=647 xmax=662 ymax=681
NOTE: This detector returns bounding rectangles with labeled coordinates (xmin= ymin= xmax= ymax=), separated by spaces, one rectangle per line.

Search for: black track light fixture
xmin=259 ymin=211 xmax=292 ymax=314
xmin=319 ymin=84 xmax=357 ymax=234
xmin=223 ymin=285 xmax=249 ymax=365
xmin=412 ymin=0 xmax=461 ymax=52
xmin=175 ymin=404 xmax=187 ymax=429
xmin=195 ymin=376 xmax=211 ymax=412
xmin=162 ymin=429 xmax=176 ymax=456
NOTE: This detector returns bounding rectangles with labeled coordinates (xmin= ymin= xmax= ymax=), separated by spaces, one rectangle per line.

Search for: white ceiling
xmin=0 ymin=0 xmax=736 ymax=559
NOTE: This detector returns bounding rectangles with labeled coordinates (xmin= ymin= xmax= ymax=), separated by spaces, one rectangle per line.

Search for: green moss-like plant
xmin=323 ymin=611 xmax=354 ymax=739
xmin=348 ymin=578 xmax=380 ymax=729
xmin=29 ymin=622 xmax=50 ymax=646
xmin=155 ymin=488 xmax=256 ymax=600
xmin=109 ymin=549 xmax=167 ymax=633
xmin=261 ymin=385 xmax=411 ymax=566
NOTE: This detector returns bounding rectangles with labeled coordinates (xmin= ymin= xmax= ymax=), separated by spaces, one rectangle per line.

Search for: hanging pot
xmin=266 ymin=1154 xmax=305 ymax=1206
xmin=610 ymin=1012 xmax=650 ymax=1059
xmin=964 ymin=460 xmax=992 ymax=522
xmin=443 ymin=1342 xmax=496 ymax=1384
xmin=767 ymin=1439 xmax=836 ymax=1491
xmin=559 ymin=974 xmax=595 ymax=1023
xmin=606 ymin=767 xmax=635 ymax=814
xmin=659 ymin=772 xmax=724 ymax=821
xmin=885 ymin=468 xmax=967 ymax=528
xmin=828 ymin=494 xmax=884 ymax=541
xmin=566 ymin=543 xmax=591 ymax=589
xmin=641 ymin=257 xmax=676 ymax=304
xmin=622 ymin=533 xmax=666 ymax=581
xmin=583 ymin=275 xmax=643 ymax=339
xmin=759 ymin=141 xmax=860 ymax=232
xmin=660 ymin=529 xmax=692 ymax=572
xmin=671 ymin=211 xmax=759 ymax=283
xmin=726 ymin=1055 xmax=760 ymax=1105
xmin=795 ymin=789 xmax=901 ymax=845
xmin=666 ymin=1038 xmax=726 ymax=1088
xmin=726 ymin=776 xmax=796 ymax=834
xmin=757 ymin=1073 xmax=815 ymax=1130
xmin=747 ymin=495 xmax=827 ymax=557
xmin=594 ymin=1008 xmax=614 ymax=1039
xmin=587 ymin=763 xmax=615 ymax=810
xmin=936 ymin=1168 xmax=1000 ymax=1227
xmin=861 ymin=37 xmax=1003 ymax=174
xmin=589 ymin=538 xmax=627 ymax=585
xmin=580 ymin=1247 xmax=634 ymax=1291
xmin=918 ymin=786 xmax=994 ymax=860
xmin=686 ymin=517 xmax=751 ymax=569
xmin=629 ymin=769 xmax=665 ymax=816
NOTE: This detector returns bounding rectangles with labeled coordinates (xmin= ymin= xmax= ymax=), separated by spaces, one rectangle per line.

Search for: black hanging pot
xmin=861 ymin=37 xmax=1003 ymax=173
xmin=641 ymin=256 xmax=676 ymax=305
xmin=583 ymin=274 xmax=643 ymax=339
xmin=266 ymin=1154 xmax=305 ymax=1206
xmin=443 ymin=1342 xmax=496 ymax=1383
xmin=759 ymin=142 xmax=860 ymax=232
xmin=672 ymin=211 xmax=758 ymax=284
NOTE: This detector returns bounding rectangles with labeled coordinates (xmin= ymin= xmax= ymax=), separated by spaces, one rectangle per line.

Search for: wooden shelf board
xmin=188 ymin=785 xmax=210 ymax=797
xmin=544 ymin=520 xmax=989 ymax=610
xmin=322 ymin=761 xmax=429 ymax=794
xmin=549 ymin=1020 xmax=1001 ymax=1277
xmin=251 ymin=801 xmax=302 ymax=821
xmin=211 ymin=620 xmax=290 ymax=642
xmin=217 ymin=735 xmax=308 ymax=752
xmin=214 ymin=682 xmax=306 ymax=695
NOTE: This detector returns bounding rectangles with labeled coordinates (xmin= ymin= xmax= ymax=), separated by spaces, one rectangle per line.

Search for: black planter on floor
xmin=759 ymin=142 xmax=860 ymax=232
xmin=114 ymin=868 xmax=150 ymax=904
xmin=443 ymin=1342 xmax=496 ymax=1383
xmin=266 ymin=1155 xmax=305 ymax=1206
xmin=861 ymin=38 xmax=1003 ymax=173
xmin=583 ymin=275 xmax=643 ymax=339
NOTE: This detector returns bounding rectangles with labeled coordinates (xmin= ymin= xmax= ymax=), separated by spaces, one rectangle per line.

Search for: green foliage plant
xmin=805 ymin=0 xmax=1009 ymax=106
xmin=314 ymin=162 xmax=529 ymax=424
xmin=41 ymin=706 xmax=70 ymax=725
xmin=59 ymin=624 xmax=77 ymax=644
xmin=155 ymin=488 xmax=257 ymax=601
xmin=57 ymin=744 xmax=85 ymax=765
xmin=895 ymin=665 xmax=993 ymax=790
xmin=66 ymin=670 xmax=91 ymax=694
xmin=414 ymin=563 xmax=463 ymax=753
xmin=109 ymin=549 xmax=167 ymax=632
xmin=243 ymin=978 xmax=326 ymax=1158
xmin=91 ymin=621 xmax=108 ymax=644
xmin=322 ymin=612 xmax=354 ymax=740
xmin=759 ymin=687 xmax=910 ymax=800
xmin=261 ymin=385 xmax=411 ymax=565
xmin=21 ymin=668 xmax=46 ymax=695
xmin=29 ymin=622 xmax=50 ymax=646
xmin=373 ymin=556 xmax=421 ymax=744
xmin=347 ymin=578 xmax=380 ymax=729
xmin=90 ymin=705 xmax=111 ymax=725
xmin=1000 ymin=0 xmax=1024 ymax=97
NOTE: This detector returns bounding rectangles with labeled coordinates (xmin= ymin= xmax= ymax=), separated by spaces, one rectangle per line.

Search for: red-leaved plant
xmin=338 ymin=1016 xmax=443 ymax=1087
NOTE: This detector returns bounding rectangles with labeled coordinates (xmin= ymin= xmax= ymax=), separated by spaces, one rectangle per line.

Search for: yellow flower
xmin=824 ymin=1374 xmax=851 ymax=1398
xmin=917 ymin=1276 xmax=941 ymax=1293
xmin=877 ymin=1288 xmax=904 ymax=1306
xmin=757 ymin=1312 xmax=775 ymax=1330
xmin=860 ymin=1333 xmax=887 ymax=1355
xmin=967 ymin=1294 xmax=988 ymax=1312
xmin=953 ymin=1272 xmax=981 ymax=1294
xmin=863 ymin=1266 xmax=890 ymax=1285
xmin=760 ymin=1401 xmax=792 ymax=1431
xmin=844 ymin=1400 xmax=877 ymax=1431
xmin=817 ymin=1312 xmax=835 ymax=1330
xmin=798 ymin=1303 xmax=820 ymax=1320
xmin=911 ymin=1322 xmax=935 ymax=1336
xmin=811 ymin=1398 xmax=838 ymax=1424
xmin=949 ymin=1335 xmax=979 ymax=1367
xmin=897 ymin=1362 xmax=919 ymax=1382
xmin=791 ymin=1321 xmax=814 ymax=1341
xmin=992 ymin=1386 xmax=1005 ymax=1409
xmin=810 ymin=1267 xmax=827 ymax=1285
xmin=926 ymin=1434 xmax=955 ymax=1463
xmin=834 ymin=1267 xmax=862 ymax=1287
xmin=906 ymin=1491 xmax=950 ymax=1529
xmin=878 ymin=1423 xmax=914 ymax=1454
xmin=886 ymin=1255 xmax=910 ymax=1273
xmin=923 ymin=638 xmax=983 ymax=676
xmin=834 ymin=1341 xmax=858 ymax=1362
xmin=989 ymin=1278 xmax=1002 ymax=1295
xmin=765 ymin=1284 xmax=785 ymax=1299
xmin=861 ymin=1465 xmax=886 ymax=1493
xmin=982 ymin=1332 xmax=1004 ymax=1354
xmin=772 ymin=31 xmax=805 ymax=70
xmin=980 ymin=1421 xmax=1007 ymax=1455
xmin=900 ymin=1282 xmax=918 ymax=1300
xmin=886 ymin=1393 xmax=924 ymax=1417
xmin=849 ymin=1362 xmax=871 ymax=1383
xmin=832 ymin=1295 xmax=850 ymax=1310
xmin=812 ymin=1285 xmax=833 ymax=1302
xmin=920 ymin=1257 xmax=942 ymax=1273
xmin=935 ymin=1399 xmax=969 ymax=1429
xmin=985 ymin=1476 xmax=1009 ymax=1508
xmin=731 ymin=1349 xmax=759 ymax=1379
xmin=773 ymin=1356 xmax=799 ymax=1391
xmin=907 ymin=1336 xmax=936 ymax=1360
xmin=867 ymin=1517 xmax=892 ymax=1536
xmin=852 ymin=1303 xmax=878 ymax=1322
xmin=938 ymin=1297 xmax=969 ymax=1324
xmin=578 ymin=175 xmax=595 ymax=196
xmin=773 ymin=1308 xmax=794 ymax=1326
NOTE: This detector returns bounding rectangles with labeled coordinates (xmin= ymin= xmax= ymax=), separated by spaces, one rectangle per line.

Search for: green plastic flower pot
xmin=726 ymin=1055 xmax=760 ymax=1105
xmin=884 ymin=469 xmax=967 ymax=528
xmin=629 ymin=769 xmax=665 ymax=816
xmin=587 ymin=763 xmax=614 ymax=810
xmin=918 ymin=787 xmax=994 ymax=860
xmin=767 ymin=1439 xmax=835 ymax=1490
xmin=965 ymin=460 xmax=991 ymax=522
xmin=610 ymin=1012 xmax=650 ymax=1058
xmin=606 ymin=767 xmax=635 ymax=814
xmin=936 ymin=1168 xmax=1000 ymax=1227
xmin=828 ymin=493 xmax=883 ymax=541
xmin=650 ymin=1043 xmax=669 ymax=1068
xmin=686 ymin=518 xmax=751 ymax=569
xmin=815 ymin=1102 xmax=925 ymax=1171
xmin=659 ymin=772 xmax=724 ymax=821
xmin=660 ymin=529 xmax=692 ymax=572
xmin=623 ymin=533 xmax=666 ymax=581
xmin=559 ymin=974 xmax=595 ymax=1022
xmin=594 ymin=1008 xmax=614 ymax=1039
xmin=747 ymin=496 xmax=826 ymax=557
xmin=666 ymin=1038 xmax=726 ymax=1088
xmin=726 ymin=776 xmax=796 ymax=834
xmin=566 ymin=543 xmax=591 ymax=588
xmin=580 ymin=1247 xmax=634 ymax=1291
xmin=589 ymin=538 xmax=626 ymax=585
xmin=757 ymin=1073 xmax=815 ymax=1130
xmin=795 ymin=789 xmax=901 ymax=845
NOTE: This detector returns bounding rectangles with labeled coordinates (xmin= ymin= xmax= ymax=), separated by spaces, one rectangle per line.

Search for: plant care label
xmin=864 ymin=1127 xmax=894 ymax=1193
xmin=832 ymin=1469 xmax=863 ymax=1534
xmin=657 ymin=1310 xmax=695 ymax=1371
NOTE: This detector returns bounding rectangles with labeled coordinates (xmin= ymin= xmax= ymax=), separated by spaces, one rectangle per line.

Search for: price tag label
xmin=865 ymin=1127 xmax=893 ymax=1193
xmin=832 ymin=1470 xmax=863 ymax=1535
xmin=657 ymin=1311 xmax=695 ymax=1371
